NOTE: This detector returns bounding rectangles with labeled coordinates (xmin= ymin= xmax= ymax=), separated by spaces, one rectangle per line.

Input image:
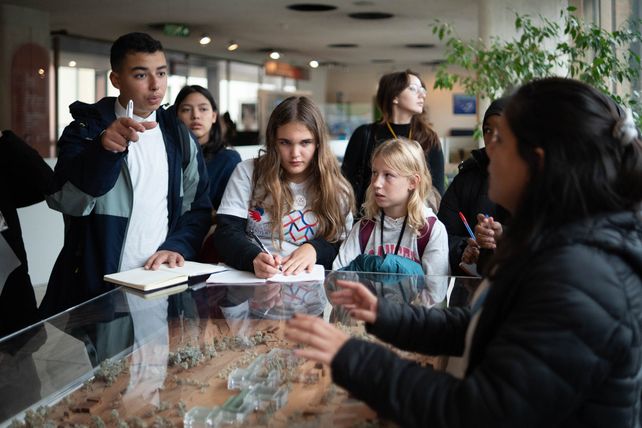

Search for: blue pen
xmin=458 ymin=211 xmax=476 ymax=240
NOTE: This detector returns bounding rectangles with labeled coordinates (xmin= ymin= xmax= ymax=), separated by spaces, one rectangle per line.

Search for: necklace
xmin=386 ymin=121 xmax=412 ymax=141
xmin=380 ymin=209 xmax=407 ymax=256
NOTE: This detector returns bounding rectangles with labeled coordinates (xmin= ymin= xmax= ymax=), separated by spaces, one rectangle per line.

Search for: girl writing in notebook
xmin=333 ymin=138 xmax=448 ymax=277
xmin=213 ymin=96 xmax=354 ymax=278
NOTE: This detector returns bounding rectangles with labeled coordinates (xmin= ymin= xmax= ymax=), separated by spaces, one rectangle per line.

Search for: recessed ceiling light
xmin=371 ymin=59 xmax=393 ymax=63
xmin=68 ymin=60 xmax=77 ymax=67
xmin=227 ymin=41 xmax=239 ymax=51
xmin=309 ymin=60 xmax=319 ymax=68
xmin=421 ymin=60 xmax=446 ymax=66
xmin=327 ymin=43 xmax=359 ymax=48
xmin=270 ymin=51 xmax=281 ymax=59
xmin=287 ymin=3 xmax=337 ymax=11
xmin=405 ymin=43 xmax=435 ymax=49
xmin=348 ymin=12 xmax=394 ymax=20
xmin=199 ymin=34 xmax=212 ymax=45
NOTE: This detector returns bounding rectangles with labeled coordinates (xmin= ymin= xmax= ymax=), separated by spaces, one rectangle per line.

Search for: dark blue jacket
xmin=41 ymin=97 xmax=211 ymax=316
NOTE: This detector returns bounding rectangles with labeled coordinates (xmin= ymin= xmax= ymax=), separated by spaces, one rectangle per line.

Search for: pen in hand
xmin=458 ymin=211 xmax=476 ymax=241
xmin=125 ymin=99 xmax=134 ymax=146
xmin=249 ymin=232 xmax=283 ymax=272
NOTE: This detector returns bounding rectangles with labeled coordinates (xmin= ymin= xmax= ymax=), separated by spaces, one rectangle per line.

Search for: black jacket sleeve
xmin=437 ymin=172 xmax=472 ymax=274
xmin=306 ymin=238 xmax=340 ymax=269
xmin=365 ymin=298 xmax=471 ymax=356
xmin=427 ymin=145 xmax=445 ymax=195
xmin=341 ymin=124 xmax=371 ymax=212
xmin=212 ymin=214 xmax=261 ymax=272
xmin=0 ymin=130 xmax=54 ymax=208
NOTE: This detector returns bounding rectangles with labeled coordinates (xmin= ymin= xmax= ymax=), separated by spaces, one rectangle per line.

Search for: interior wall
xmin=325 ymin=64 xmax=478 ymax=138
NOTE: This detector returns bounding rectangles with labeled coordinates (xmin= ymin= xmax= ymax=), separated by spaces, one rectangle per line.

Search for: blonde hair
xmin=251 ymin=96 xmax=354 ymax=247
xmin=363 ymin=138 xmax=432 ymax=233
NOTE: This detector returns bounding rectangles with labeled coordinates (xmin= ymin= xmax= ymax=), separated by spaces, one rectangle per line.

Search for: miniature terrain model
xmin=7 ymin=318 xmax=402 ymax=427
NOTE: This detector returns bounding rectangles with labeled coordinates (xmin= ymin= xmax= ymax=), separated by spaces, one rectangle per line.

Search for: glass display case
xmin=0 ymin=272 xmax=481 ymax=427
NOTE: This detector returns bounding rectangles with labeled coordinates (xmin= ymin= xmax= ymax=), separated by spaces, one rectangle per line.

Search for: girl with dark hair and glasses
xmin=175 ymin=85 xmax=241 ymax=210
xmin=287 ymin=77 xmax=642 ymax=427
xmin=341 ymin=70 xmax=444 ymax=218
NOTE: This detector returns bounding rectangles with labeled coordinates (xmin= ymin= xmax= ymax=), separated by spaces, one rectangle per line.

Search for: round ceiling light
xmin=348 ymin=12 xmax=394 ymax=20
xmin=327 ymin=43 xmax=359 ymax=48
xmin=405 ymin=43 xmax=435 ymax=49
xmin=287 ymin=3 xmax=337 ymax=11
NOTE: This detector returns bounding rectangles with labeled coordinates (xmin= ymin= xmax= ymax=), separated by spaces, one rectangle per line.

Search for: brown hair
xmin=252 ymin=96 xmax=354 ymax=246
xmin=376 ymin=69 xmax=440 ymax=152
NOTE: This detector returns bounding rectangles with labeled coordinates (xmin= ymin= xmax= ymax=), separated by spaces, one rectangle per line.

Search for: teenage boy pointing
xmin=42 ymin=32 xmax=210 ymax=316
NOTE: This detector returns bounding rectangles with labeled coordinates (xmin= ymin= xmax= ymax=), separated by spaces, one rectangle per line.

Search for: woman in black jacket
xmin=286 ymin=77 xmax=642 ymax=427
xmin=342 ymin=70 xmax=444 ymax=216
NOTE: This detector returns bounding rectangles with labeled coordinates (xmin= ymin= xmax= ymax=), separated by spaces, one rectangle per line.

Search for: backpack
xmin=358 ymin=216 xmax=437 ymax=259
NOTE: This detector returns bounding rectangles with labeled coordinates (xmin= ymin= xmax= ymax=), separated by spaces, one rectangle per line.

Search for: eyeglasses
xmin=407 ymin=84 xmax=427 ymax=95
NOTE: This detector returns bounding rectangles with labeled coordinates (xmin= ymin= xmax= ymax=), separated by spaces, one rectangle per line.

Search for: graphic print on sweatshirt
xmin=247 ymin=206 xmax=319 ymax=244
xmin=367 ymin=245 xmax=419 ymax=262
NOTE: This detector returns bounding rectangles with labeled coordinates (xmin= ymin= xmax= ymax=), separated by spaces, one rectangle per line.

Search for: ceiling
xmin=2 ymin=0 xmax=480 ymax=68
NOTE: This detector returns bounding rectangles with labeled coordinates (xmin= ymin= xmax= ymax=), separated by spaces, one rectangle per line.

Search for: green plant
xmin=432 ymin=6 xmax=642 ymax=125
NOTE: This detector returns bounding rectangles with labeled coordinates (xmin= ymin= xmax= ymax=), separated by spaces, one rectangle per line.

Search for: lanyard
xmin=380 ymin=209 xmax=407 ymax=256
xmin=386 ymin=121 xmax=412 ymax=141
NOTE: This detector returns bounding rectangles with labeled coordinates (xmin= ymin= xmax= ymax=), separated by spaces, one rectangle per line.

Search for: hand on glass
xmin=285 ymin=313 xmax=349 ymax=365
xmin=475 ymin=214 xmax=503 ymax=249
xmin=280 ymin=243 xmax=316 ymax=275
xmin=330 ymin=280 xmax=378 ymax=324
xmin=461 ymin=238 xmax=480 ymax=264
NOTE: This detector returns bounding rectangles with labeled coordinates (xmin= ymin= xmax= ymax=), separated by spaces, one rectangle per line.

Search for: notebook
xmin=206 ymin=264 xmax=325 ymax=285
xmin=104 ymin=261 xmax=227 ymax=292
xmin=123 ymin=283 xmax=189 ymax=300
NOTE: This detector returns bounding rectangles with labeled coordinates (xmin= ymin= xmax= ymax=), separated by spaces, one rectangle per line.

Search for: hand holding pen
xmin=475 ymin=213 xmax=503 ymax=249
xmin=459 ymin=211 xmax=480 ymax=263
xmin=249 ymin=232 xmax=283 ymax=279
xmin=100 ymin=99 xmax=157 ymax=153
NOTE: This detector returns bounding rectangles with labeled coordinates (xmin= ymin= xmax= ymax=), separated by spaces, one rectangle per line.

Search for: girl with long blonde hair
xmin=214 ymin=96 xmax=354 ymax=278
xmin=333 ymin=138 xmax=448 ymax=276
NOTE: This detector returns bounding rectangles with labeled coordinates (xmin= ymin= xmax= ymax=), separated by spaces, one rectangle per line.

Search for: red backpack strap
xmin=359 ymin=219 xmax=376 ymax=253
xmin=417 ymin=217 xmax=437 ymax=259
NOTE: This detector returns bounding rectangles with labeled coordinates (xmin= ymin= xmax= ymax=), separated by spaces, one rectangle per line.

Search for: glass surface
xmin=0 ymin=272 xmax=480 ymax=427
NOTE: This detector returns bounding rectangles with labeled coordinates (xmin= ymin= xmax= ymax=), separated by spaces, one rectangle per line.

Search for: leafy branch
xmin=432 ymin=6 xmax=642 ymax=123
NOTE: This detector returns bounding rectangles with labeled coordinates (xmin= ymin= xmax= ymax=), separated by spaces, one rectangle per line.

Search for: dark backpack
xmin=358 ymin=217 xmax=437 ymax=259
